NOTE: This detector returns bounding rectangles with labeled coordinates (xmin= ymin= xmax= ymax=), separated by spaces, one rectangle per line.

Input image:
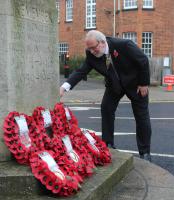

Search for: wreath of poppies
xmin=66 ymin=125 xmax=111 ymax=166
xmin=32 ymin=106 xmax=62 ymax=150
xmin=81 ymin=129 xmax=112 ymax=165
xmin=32 ymin=106 xmax=96 ymax=178
xmin=53 ymin=103 xmax=96 ymax=171
xmin=53 ymin=103 xmax=111 ymax=166
xmin=30 ymin=150 xmax=81 ymax=196
xmin=3 ymin=111 xmax=44 ymax=165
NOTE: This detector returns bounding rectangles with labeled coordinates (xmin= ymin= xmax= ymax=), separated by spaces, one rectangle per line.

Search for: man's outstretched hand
xmin=59 ymin=86 xmax=65 ymax=98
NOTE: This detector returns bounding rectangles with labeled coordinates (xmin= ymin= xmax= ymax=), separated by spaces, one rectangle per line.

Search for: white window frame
xmin=117 ymin=0 xmax=120 ymax=11
xmin=58 ymin=43 xmax=69 ymax=55
xmin=66 ymin=0 xmax=73 ymax=22
xmin=86 ymin=0 xmax=96 ymax=29
xmin=123 ymin=32 xmax=137 ymax=44
xmin=123 ymin=0 xmax=137 ymax=9
xmin=142 ymin=32 xmax=153 ymax=58
xmin=143 ymin=0 xmax=153 ymax=9
xmin=56 ymin=0 xmax=60 ymax=22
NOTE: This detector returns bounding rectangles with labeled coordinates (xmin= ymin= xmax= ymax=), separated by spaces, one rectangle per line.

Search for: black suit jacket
xmin=67 ymin=37 xmax=150 ymax=93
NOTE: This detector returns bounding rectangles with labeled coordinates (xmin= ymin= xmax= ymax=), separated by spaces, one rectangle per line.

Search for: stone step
xmin=0 ymin=150 xmax=133 ymax=200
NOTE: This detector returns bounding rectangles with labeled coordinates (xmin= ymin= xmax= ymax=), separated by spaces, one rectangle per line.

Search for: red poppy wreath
xmin=53 ymin=103 xmax=112 ymax=166
xmin=3 ymin=111 xmax=44 ymax=165
xmin=53 ymin=103 xmax=97 ymax=174
xmin=30 ymin=150 xmax=81 ymax=196
xmin=81 ymin=129 xmax=112 ymax=165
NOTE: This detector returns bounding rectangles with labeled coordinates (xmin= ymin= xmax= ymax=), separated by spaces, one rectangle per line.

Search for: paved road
xmin=67 ymin=102 xmax=174 ymax=175
xmin=60 ymin=75 xmax=174 ymax=174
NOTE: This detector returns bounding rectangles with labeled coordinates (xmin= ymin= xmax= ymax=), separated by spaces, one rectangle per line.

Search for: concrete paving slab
xmin=107 ymin=157 xmax=174 ymax=200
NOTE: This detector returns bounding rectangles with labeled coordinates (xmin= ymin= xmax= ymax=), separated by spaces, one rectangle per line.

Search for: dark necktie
xmin=105 ymin=54 xmax=111 ymax=69
xmin=105 ymin=54 xmax=120 ymax=80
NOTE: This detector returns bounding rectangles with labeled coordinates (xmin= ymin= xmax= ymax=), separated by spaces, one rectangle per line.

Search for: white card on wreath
xmin=15 ymin=115 xmax=29 ymax=134
xmin=15 ymin=115 xmax=31 ymax=148
xmin=69 ymin=150 xmax=79 ymax=163
xmin=91 ymin=144 xmax=100 ymax=152
xmin=39 ymin=152 xmax=65 ymax=180
xmin=41 ymin=110 xmax=52 ymax=128
xmin=19 ymin=134 xmax=31 ymax=148
xmin=64 ymin=107 xmax=71 ymax=120
xmin=62 ymin=135 xmax=73 ymax=153
xmin=82 ymin=129 xmax=96 ymax=144
xmin=39 ymin=152 xmax=57 ymax=168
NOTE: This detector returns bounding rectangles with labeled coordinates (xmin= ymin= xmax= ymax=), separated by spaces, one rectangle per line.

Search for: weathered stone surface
xmin=0 ymin=0 xmax=59 ymax=161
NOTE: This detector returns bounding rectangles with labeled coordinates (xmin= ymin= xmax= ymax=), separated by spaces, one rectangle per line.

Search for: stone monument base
xmin=0 ymin=150 xmax=133 ymax=200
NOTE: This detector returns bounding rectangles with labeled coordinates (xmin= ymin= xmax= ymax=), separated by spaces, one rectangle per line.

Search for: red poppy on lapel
xmin=113 ymin=50 xmax=119 ymax=58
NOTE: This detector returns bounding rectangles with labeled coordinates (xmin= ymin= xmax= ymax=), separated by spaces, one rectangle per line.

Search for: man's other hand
xmin=137 ymin=86 xmax=148 ymax=97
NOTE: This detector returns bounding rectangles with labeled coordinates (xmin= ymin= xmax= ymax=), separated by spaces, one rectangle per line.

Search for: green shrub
xmin=59 ymin=55 xmax=85 ymax=74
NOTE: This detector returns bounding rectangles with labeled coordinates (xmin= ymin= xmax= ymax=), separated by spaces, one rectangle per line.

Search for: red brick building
xmin=56 ymin=0 xmax=174 ymax=73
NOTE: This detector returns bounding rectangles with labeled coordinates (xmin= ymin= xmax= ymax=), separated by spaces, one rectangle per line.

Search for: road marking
xmin=81 ymin=129 xmax=135 ymax=136
xmin=65 ymin=101 xmax=174 ymax=105
xmin=89 ymin=117 xmax=174 ymax=120
xmin=118 ymin=149 xmax=174 ymax=158
xmin=149 ymin=100 xmax=174 ymax=103
xmin=95 ymin=131 xmax=135 ymax=136
xmin=69 ymin=107 xmax=100 ymax=111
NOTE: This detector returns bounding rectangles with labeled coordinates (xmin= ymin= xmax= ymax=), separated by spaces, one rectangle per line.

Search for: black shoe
xmin=140 ymin=153 xmax=151 ymax=162
xmin=107 ymin=143 xmax=117 ymax=149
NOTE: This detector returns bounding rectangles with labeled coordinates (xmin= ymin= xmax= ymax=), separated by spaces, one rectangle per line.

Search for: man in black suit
xmin=60 ymin=30 xmax=152 ymax=161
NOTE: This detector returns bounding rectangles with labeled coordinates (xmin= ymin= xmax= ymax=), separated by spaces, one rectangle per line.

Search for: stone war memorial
xmin=0 ymin=0 xmax=59 ymax=161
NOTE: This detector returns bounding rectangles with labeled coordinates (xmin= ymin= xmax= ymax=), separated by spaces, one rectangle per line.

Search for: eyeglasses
xmin=87 ymin=41 xmax=100 ymax=51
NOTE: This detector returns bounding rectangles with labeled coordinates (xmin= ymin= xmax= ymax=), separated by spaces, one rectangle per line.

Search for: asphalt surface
xmin=68 ymin=102 xmax=174 ymax=176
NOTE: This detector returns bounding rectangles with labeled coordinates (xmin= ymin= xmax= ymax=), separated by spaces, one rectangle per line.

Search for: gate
xmin=149 ymin=57 xmax=163 ymax=86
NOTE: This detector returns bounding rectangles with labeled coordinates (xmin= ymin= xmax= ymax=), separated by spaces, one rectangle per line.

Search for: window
xmin=56 ymin=0 xmax=60 ymax=22
xmin=123 ymin=0 xmax=137 ymax=9
xmin=142 ymin=32 xmax=152 ymax=58
xmin=58 ymin=43 xmax=69 ymax=55
xmin=143 ymin=0 xmax=153 ymax=8
xmin=86 ymin=0 xmax=96 ymax=29
xmin=66 ymin=0 xmax=73 ymax=22
xmin=123 ymin=32 xmax=137 ymax=44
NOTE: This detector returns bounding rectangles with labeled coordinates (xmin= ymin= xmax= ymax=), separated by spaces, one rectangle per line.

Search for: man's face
xmin=85 ymin=38 xmax=106 ymax=57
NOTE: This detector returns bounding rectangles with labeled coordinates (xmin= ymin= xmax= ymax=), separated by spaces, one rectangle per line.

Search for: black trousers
xmin=101 ymin=87 xmax=152 ymax=155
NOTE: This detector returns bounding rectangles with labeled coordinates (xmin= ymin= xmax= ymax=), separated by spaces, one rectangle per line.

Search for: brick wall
xmin=58 ymin=0 xmax=174 ymax=72
xmin=58 ymin=0 xmax=114 ymax=57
